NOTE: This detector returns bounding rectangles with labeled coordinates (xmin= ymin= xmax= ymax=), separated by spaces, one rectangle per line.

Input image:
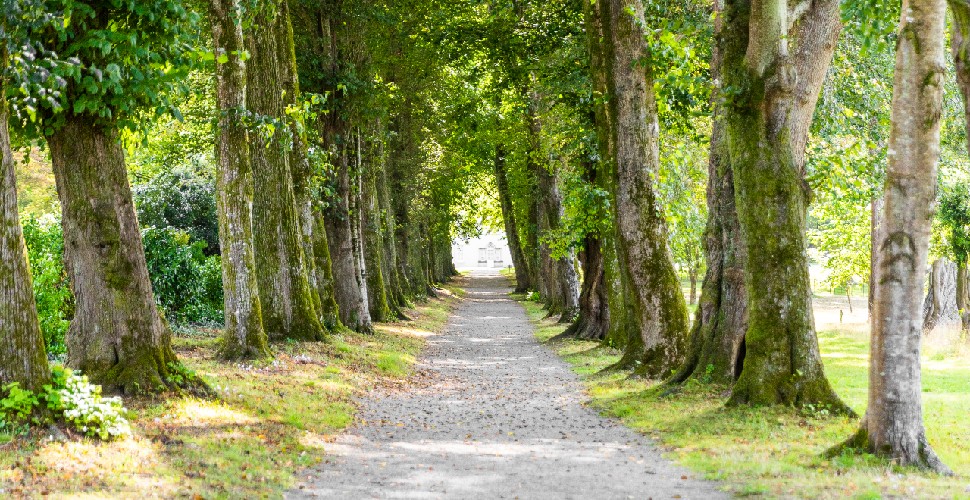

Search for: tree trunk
xmin=958 ymin=265 xmax=970 ymax=331
xmin=869 ymin=197 xmax=885 ymax=318
xmin=310 ymin=210 xmax=342 ymax=329
xmin=843 ymin=0 xmax=950 ymax=472
xmin=363 ymin=137 xmax=393 ymax=323
xmin=921 ymin=258 xmax=960 ymax=333
xmin=525 ymin=94 xmax=581 ymax=322
xmin=560 ymin=235 xmax=609 ymax=340
xmin=603 ymin=0 xmax=689 ymax=378
xmin=325 ymin=144 xmax=373 ymax=332
xmin=688 ymin=269 xmax=698 ymax=306
xmin=0 ymin=69 xmax=50 ymax=392
xmin=376 ymin=151 xmax=411 ymax=314
xmin=210 ymin=0 xmax=271 ymax=359
xmin=670 ymin=103 xmax=749 ymax=385
xmin=48 ymin=116 xmax=185 ymax=394
xmin=246 ymin=0 xmax=325 ymax=341
xmin=721 ymin=0 xmax=848 ymax=410
xmin=950 ymin=0 xmax=970 ymax=333
xmin=494 ymin=144 xmax=532 ymax=292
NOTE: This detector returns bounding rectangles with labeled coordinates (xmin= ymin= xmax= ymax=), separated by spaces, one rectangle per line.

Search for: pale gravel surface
xmin=288 ymin=269 xmax=727 ymax=499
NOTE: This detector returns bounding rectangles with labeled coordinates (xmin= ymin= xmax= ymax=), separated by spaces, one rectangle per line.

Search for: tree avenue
xmin=2 ymin=0 xmax=966 ymax=484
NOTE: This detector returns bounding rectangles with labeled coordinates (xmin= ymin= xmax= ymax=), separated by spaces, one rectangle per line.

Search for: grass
xmin=0 ymin=280 xmax=463 ymax=498
xmin=517 ymin=294 xmax=970 ymax=499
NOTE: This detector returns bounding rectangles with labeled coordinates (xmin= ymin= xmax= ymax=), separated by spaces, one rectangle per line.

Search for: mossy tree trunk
xmin=280 ymin=0 xmax=330 ymax=333
xmin=362 ymin=132 xmax=394 ymax=323
xmin=325 ymin=142 xmax=373 ymax=332
xmin=48 ymin=115 xmax=183 ymax=394
xmin=670 ymin=5 xmax=748 ymax=385
xmin=310 ymin=210 xmax=342 ymax=330
xmin=0 ymin=69 xmax=50 ymax=392
xmin=210 ymin=0 xmax=271 ymax=359
xmin=494 ymin=144 xmax=532 ymax=293
xmin=525 ymin=90 xmax=579 ymax=322
xmin=843 ymin=0 xmax=951 ymax=472
xmin=602 ymin=0 xmax=688 ymax=377
xmin=375 ymin=149 xmax=411 ymax=313
xmin=245 ymin=0 xmax=324 ymax=341
xmin=720 ymin=0 xmax=849 ymax=410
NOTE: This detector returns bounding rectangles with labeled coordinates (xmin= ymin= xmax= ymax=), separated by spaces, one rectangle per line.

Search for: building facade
xmin=452 ymin=232 xmax=514 ymax=270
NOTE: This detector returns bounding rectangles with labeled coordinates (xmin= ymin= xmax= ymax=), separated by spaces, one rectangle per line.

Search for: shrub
xmin=133 ymin=165 xmax=219 ymax=255
xmin=21 ymin=215 xmax=73 ymax=355
xmin=45 ymin=366 xmax=132 ymax=440
xmin=142 ymin=226 xmax=224 ymax=325
xmin=1 ymin=367 xmax=132 ymax=440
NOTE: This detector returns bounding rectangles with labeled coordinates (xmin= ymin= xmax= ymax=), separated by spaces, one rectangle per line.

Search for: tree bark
xmin=48 ymin=116 xmax=185 ymax=394
xmin=0 ymin=66 xmax=51 ymax=392
xmin=869 ymin=197 xmax=885 ymax=318
xmin=721 ymin=0 xmax=848 ymax=410
xmin=310 ymin=210 xmax=342 ymax=329
xmin=950 ymin=0 xmax=970 ymax=332
xmin=670 ymin=107 xmax=749 ymax=385
xmin=842 ymin=0 xmax=951 ymax=472
xmin=494 ymin=144 xmax=532 ymax=292
xmin=375 ymin=149 xmax=411 ymax=314
xmin=921 ymin=258 xmax=960 ymax=333
xmin=210 ymin=0 xmax=271 ymax=360
xmin=560 ymin=234 xmax=609 ymax=340
xmin=602 ymin=0 xmax=689 ymax=377
xmin=363 ymin=134 xmax=394 ymax=323
xmin=245 ymin=0 xmax=325 ymax=341
xmin=325 ymin=143 xmax=373 ymax=332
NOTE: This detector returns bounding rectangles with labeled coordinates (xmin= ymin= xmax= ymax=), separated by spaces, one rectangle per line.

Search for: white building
xmin=452 ymin=232 xmax=514 ymax=270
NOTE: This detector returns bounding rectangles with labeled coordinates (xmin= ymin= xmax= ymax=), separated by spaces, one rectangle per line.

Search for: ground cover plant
xmin=0 ymin=284 xmax=461 ymax=498
xmin=521 ymin=293 xmax=970 ymax=498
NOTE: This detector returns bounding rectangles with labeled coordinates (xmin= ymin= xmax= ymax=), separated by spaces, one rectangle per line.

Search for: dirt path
xmin=288 ymin=270 xmax=726 ymax=499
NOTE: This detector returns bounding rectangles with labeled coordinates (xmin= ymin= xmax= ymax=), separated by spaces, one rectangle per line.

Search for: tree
xmin=245 ymin=0 xmax=326 ymax=341
xmin=719 ymin=0 xmax=849 ymax=410
xmin=494 ymin=144 xmax=532 ymax=293
xmin=936 ymin=181 xmax=970 ymax=331
xmin=837 ymin=0 xmax=951 ymax=472
xmin=10 ymin=0 xmax=203 ymax=393
xmin=209 ymin=0 xmax=271 ymax=359
xmin=0 ymin=41 xmax=50 ymax=392
xmin=599 ymin=0 xmax=689 ymax=377
xmin=669 ymin=7 xmax=749 ymax=383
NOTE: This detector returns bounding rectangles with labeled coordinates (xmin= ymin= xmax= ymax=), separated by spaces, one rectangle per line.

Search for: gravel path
xmin=288 ymin=270 xmax=726 ymax=499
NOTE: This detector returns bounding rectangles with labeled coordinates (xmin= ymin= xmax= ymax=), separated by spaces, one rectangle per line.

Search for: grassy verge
xmin=516 ymin=295 xmax=970 ymax=499
xmin=0 ymin=280 xmax=463 ymax=498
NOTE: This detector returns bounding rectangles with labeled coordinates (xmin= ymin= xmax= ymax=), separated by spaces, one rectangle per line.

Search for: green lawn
xmin=520 ymin=296 xmax=970 ymax=499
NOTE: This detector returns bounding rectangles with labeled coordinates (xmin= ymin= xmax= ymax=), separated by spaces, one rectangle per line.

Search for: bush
xmin=133 ymin=165 xmax=219 ymax=255
xmin=0 ymin=367 xmax=132 ymax=441
xmin=21 ymin=215 xmax=73 ymax=355
xmin=142 ymin=226 xmax=224 ymax=325
xmin=22 ymin=214 xmax=224 ymax=338
xmin=46 ymin=366 xmax=132 ymax=440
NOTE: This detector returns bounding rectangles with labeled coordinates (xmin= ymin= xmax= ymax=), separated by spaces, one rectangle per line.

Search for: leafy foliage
xmin=134 ymin=166 xmax=219 ymax=255
xmin=6 ymin=0 xmax=200 ymax=136
xmin=0 ymin=366 xmax=131 ymax=441
xmin=142 ymin=227 xmax=223 ymax=325
xmin=21 ymin=215 xmax=73 ymax=355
